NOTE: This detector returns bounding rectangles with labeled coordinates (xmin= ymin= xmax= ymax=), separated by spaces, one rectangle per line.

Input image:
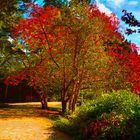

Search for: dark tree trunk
xmin=72 ymin=97 xmax=76 ymax=112
xmin=41 ymin=94 xmax=48 ymax=109
xmin=62 ymin=100 xmax=67 ymax=113
xmin=33 ymin=88 xmax=48 ymax=110
xmin=5 ymin=84 xmax=8 ymax=100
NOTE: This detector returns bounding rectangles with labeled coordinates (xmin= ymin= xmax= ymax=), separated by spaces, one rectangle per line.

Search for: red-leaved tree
xmin=5 ymin=2 xmax=133 ymax=112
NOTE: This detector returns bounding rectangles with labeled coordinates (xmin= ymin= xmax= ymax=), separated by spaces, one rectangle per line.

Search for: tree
xmin=120 ymin=10 xmax=140 ymax=94
xmin=0 ymin=0 xmax=32 ymax=82
xmin=43 ymin=0 xmax=91 ymax=7
xmin=5 ymin=2 xmax=128 ymax=113
xmin=107 ymin=38 xmax=140 ymax=94
xmin=53 ymin=4 xmax=125 ymax=112
xmin=121 ymin=10 xmax=140 ymax=35
xmin=4 ymin=3 xmax=61 ymax=109
xmin=43 ymin=0 xmax=66 ymax=7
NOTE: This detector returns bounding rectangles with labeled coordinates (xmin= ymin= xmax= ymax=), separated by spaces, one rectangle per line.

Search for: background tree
xmin=0 ymin=0 xmax=32 ymax=81
xmin=43 ymin=0 xmax=91 ymax=7
xmin=121 ymin=10 xmax=140 ymax=35
xmin=43 ymin=0 xmax=67 ymax=7
xmin=120 ymin=10 xmax=140 ymax=94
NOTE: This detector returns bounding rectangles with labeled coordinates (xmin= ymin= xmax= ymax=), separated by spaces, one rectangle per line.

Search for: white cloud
xmin=96 ymin=0 xmax=112 ymax=16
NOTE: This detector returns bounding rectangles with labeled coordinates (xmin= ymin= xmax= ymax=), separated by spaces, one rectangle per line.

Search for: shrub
xmin=55 ymin=90 xmax=140 ymax=139
xmin=85 ymin=112 xmax=140 ymax=140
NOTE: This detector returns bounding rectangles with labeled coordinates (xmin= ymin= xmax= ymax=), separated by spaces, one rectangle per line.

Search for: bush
xmin=82 ymin=91 xmax=97 ymax=101
xmin=55 ymin=90 xmax=140 ymax=140
xmin=86 ymin=112 xmax=140 ymax=140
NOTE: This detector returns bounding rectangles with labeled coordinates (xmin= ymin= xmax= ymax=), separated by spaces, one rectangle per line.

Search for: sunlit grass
xmin=0 ymin=102 xmax=61 ymax=119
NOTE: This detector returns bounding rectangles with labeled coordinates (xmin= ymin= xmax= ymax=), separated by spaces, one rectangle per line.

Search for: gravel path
xmin=0 ymin=117 xmax=71 ymax=140
xmin=0 ymin=102 xmax=71 ymax=140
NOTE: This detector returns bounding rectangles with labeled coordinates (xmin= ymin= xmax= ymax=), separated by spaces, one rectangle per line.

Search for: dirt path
xmin=0 ymin=102 xmax=71 ymax=140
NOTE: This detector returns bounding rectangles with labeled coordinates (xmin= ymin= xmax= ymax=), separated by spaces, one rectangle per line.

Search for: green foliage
xmin=55 ymin=90 xmax=140 ymax=139
xmin=86 ymin=112 xmax=140 ymax=140
xmin=43 ymin=0 xmax=91 ymax=7
xmin=43 ymin=0 xmax=67 ymax=7
xmin=0 ymin=0 xmax=31 ymax=81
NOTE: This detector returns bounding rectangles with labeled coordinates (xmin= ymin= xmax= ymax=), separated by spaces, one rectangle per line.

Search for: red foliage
xmin=90 ymin=5 xmax=121 ymax=41
xmin=6 ymin=3 xmax=60 ymax=90
xmin=108 ymin=42 xmax=140 ymax=94
xmin=7 ymin=2 xmax=140 ymax=95
xmin=85 ymin=112 xmax=121 ymax=139
xmin=4 ymin=71 xmax=27 ymax=86
xmin=12 ymin=2 xmax=60 ymax=51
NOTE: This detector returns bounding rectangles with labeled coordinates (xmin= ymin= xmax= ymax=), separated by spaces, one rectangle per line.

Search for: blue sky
xmin=35 ymin=0 xmax=140 ymax=49
xmin=95 ymin=0 xmax=140 ymax=49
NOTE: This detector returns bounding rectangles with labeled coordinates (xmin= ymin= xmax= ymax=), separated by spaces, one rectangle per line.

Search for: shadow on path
xmin=0 ymin=102 xmax=61 ymax=119
xmin=0 ymin=102 xmax=72 ymax=140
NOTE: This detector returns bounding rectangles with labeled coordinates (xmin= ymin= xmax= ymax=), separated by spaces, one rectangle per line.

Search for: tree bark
xmin=62 ymin=100 xmax=67 ymax=113
xmin=69 ymin=91 xmax=78 ymax=112
xmin=41 ymin=94 xmax=48 ymax=109
xmin=33 ymin=87 xmax=48 ymax=110
xmin=72 ymin=91 xmax=79 ymax=112
xmin=5 ymin=84 xmax=8 ymax=100
xmin=68 ymin=80 xmax=81 ymax=112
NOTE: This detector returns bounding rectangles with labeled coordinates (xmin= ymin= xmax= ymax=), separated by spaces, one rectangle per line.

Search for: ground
xmin=0 ymin=102 xmax=71 ymax=140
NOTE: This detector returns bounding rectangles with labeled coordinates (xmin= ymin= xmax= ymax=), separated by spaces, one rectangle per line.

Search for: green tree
xmin=0 ymin=0 xmax=32 ymax=81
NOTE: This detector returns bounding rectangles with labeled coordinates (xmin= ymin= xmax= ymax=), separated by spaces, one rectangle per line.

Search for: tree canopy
xmin=1 ymin=1 xmax=140 ymax=112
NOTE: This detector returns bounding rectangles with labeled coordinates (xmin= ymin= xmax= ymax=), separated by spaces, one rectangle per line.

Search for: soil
xmin=0 ymin=102 xmax=71 ymax=140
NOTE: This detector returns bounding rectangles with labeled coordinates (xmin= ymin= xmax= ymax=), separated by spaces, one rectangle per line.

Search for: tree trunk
xmin=68 ymin=80 xmax=80 ymax=112
xmin=69 ymin=93 xmax=77 ymax=112
xmin=68 ymin=94 xmax=74 ymax=112
xmin=5 ymin=84 xmax=8 ymax=100
xmin=72 ymin=99 xmax=76 ymax=112
xmin=72 ymin=92 xmax=79 ymax=112
xmin=62 ymin=100 xmax=67 ymax=114
xmin=68 ymin=83 xmax=80 ymax=112
xmin=41 ymin=94 xmax=48 ymax=109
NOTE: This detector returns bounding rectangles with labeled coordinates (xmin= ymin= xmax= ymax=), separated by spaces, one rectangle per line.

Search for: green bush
xmin=82 ymin=91 xmax=97 ymax=101
xmin=55 ymin=90 xmax=140 ymax=140
xmin=86 ymin=112 xmax=140 ymax=140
